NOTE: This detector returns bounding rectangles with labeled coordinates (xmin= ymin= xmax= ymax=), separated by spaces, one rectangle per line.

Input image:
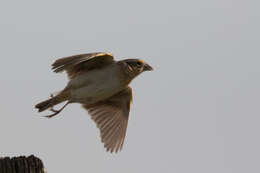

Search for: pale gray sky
xmin=0 ymin=0 xmax=260 ymax=172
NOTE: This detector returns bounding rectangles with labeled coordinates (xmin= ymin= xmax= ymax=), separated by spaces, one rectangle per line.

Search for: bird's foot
xmin=44 ymin=108 xmax=61 ymax=118
xmin=43 ymin=101 xmax=70 ymax=118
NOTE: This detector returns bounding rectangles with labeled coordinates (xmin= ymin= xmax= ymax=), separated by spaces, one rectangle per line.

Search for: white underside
xmin=67 ymin=64 xmax=124 ymax=104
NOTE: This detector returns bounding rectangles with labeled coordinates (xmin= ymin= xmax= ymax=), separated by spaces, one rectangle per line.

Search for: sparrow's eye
xmin=136 ymin=61 xmax=142 ymax=67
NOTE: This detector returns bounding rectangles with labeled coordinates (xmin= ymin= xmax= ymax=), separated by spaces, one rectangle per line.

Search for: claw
xmin=44 ymin=108 xmax=60 ymax=118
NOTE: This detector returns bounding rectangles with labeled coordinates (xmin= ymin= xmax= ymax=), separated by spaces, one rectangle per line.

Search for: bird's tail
xmin=35 ymin=91 xmax=69 ymax=112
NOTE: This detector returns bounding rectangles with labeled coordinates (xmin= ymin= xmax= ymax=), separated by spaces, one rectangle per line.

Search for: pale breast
xmin=68 ymin=64 xmax=125 ymax=104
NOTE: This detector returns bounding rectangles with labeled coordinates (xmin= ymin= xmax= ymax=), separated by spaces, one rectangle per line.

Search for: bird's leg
xmin=43 ymin=94 xmax=70 ymax=118
xmin=44 ymin=102 xmax=70 ymax=118
xmin=48 ymin=93 xmax=62 ymax=113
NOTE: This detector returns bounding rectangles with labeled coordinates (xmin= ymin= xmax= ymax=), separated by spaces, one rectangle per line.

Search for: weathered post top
xmin=0 ymin=155 xmax=46 ymax=173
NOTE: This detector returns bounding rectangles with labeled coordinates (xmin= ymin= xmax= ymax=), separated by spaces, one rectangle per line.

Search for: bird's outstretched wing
xmin=82 ymin=87 xmax=133 ymax=153
xmin=52 ymin=52 xmax=115 ymax=79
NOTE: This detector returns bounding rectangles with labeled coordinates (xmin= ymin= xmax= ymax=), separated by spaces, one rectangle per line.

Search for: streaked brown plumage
xmin=35 ymin=52 xmax=153 ymax=153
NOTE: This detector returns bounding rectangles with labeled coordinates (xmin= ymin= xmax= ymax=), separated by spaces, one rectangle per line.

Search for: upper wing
xmin=52 ymin=52 xmax=115 ymax=79
xmin=82 ymin=87 xmax=133 ymax=153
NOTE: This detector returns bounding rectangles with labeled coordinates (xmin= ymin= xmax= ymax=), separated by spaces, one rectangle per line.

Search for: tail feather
xmin=35 ymin=92 xmax=69 ymax=112
xmin=35 ymin=98 xmax=55 ymax=112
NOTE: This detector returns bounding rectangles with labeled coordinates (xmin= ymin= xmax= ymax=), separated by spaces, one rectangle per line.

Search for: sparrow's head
xmin=119 ymin=59 xmax=153 ymax=80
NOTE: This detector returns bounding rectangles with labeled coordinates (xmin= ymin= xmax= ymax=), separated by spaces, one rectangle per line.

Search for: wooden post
xmin=0 ymin=155 xmax=45 ymax=173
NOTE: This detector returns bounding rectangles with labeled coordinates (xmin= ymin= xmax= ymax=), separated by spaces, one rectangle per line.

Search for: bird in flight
xmin=35 ymin=52 xmax=153 ymax=153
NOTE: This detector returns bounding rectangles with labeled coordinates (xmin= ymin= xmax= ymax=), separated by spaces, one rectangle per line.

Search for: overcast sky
xmin=0 ymin=0 xmax=260 ymax=173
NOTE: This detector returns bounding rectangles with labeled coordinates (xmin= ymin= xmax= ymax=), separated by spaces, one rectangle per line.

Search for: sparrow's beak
xmin=143 ymin=63 xmax=153 ymax=71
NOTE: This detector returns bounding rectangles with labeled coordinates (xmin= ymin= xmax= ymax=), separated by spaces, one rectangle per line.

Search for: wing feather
xmin=82 ymin=87 xmax=133 ymax=153
xmin=52 ymin=52 xmax=115 ymax=79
